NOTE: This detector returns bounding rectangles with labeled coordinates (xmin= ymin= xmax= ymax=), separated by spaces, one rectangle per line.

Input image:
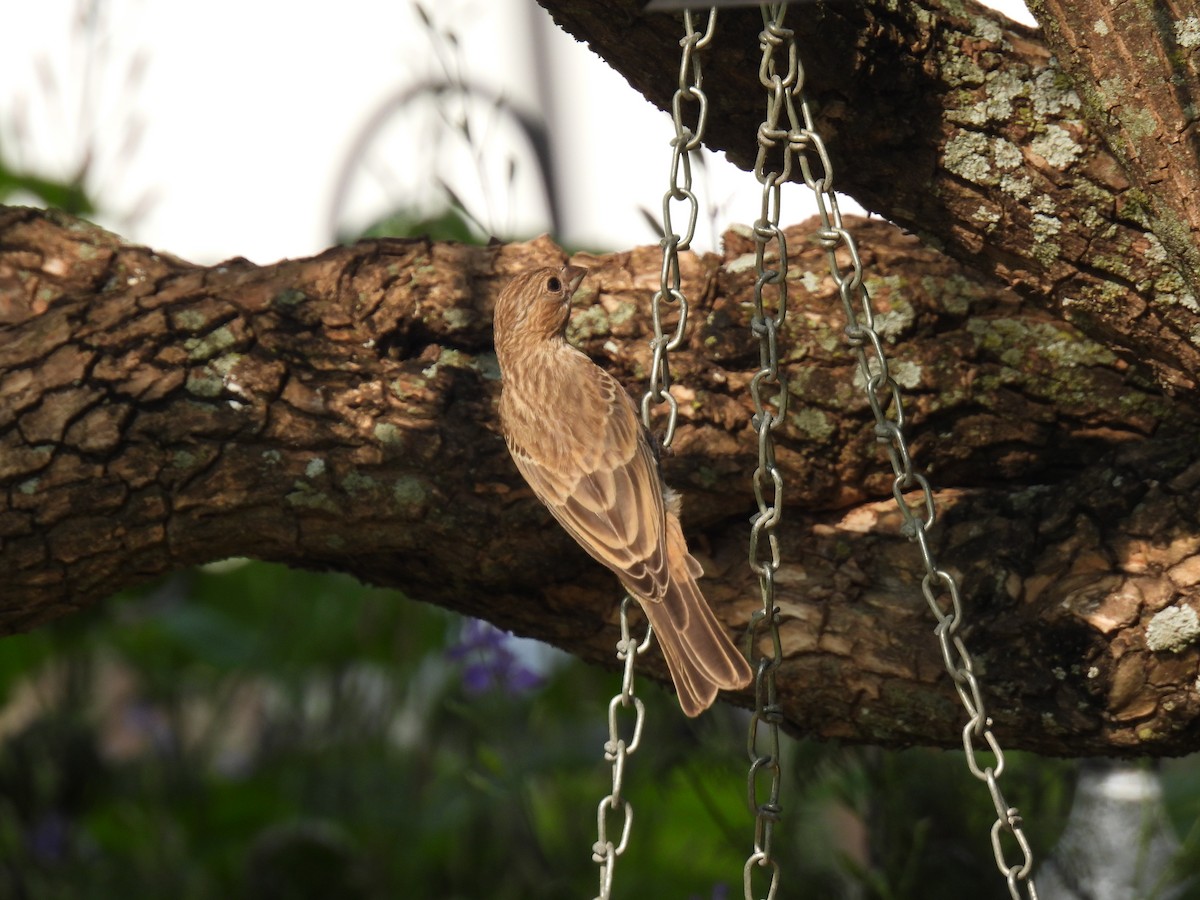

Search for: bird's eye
xmin=546 ymin=276 xmax=562 ymax=292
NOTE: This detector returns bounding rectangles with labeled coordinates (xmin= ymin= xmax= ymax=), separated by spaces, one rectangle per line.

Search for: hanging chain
xmin=642 ymin=6 xmax=716 ymax=447
xmin=743 ymin=6 xmax=795 ymax=900
xmin=592 ymin=597 xmax=651 ymax=900
xmin=783 ymin=14 xmax=1040 ymax=900
xmin=592 ymin=12 xmax=718 ymax=900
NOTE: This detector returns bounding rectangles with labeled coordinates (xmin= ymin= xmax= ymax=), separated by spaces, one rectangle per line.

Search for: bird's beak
xmin=561 ymin=265 xmax=588 ymax=297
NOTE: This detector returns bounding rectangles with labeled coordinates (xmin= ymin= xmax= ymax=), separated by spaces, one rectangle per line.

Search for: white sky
xmin=0 ymin=0 xmax=1035 ymax=265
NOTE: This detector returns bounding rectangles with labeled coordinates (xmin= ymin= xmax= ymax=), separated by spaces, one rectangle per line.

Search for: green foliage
xmin=346 ymin=206 xmax=483 ymax=245
xmin=0 ymin=147 xmax=96 ymax=215
xmin=1162 ymin=759 xmax=1200 ymax=892
xmin=843 ymin=747 xmax=1073 ymax=900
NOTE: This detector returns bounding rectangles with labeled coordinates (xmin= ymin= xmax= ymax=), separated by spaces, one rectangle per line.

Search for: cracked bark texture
xmin=3 ymin=206 xmax=1200 ymax=756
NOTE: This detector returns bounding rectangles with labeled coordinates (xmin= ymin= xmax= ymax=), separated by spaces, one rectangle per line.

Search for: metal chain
xmin=642 ymin=6 xmax=717 ymax=447
xmin=592 ymin=596 xmax=651 ymax=900
xmin=592 ymin=13 xmax=717 ymax=900
xmin=743 ymin=6 xmax=795 ymax=900
xmin=784 ymin=15 xmax=1040 ymax=900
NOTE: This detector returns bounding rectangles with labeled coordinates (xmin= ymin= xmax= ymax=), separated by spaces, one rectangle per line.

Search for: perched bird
xmin=493 ymin=264 xmax=753 ymax=716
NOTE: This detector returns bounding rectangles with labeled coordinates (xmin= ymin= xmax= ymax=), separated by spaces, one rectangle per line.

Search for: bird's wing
xmin=505 ymin=368 xmax=670 ymax=603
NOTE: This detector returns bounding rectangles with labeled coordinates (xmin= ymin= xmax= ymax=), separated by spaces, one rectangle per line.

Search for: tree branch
xmin=537 ymin=0 xmax=1200 ymax=395
xmin=3 ymin=206 xmax=1199 ymax=755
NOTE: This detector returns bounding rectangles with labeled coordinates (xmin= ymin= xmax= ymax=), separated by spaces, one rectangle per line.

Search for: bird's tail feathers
xmin=638 ymin=517 xmax=754 ymax=717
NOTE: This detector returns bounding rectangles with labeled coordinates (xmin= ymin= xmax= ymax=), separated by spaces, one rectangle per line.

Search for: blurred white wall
xmin=0 ymin=0 xmax=1034 ymax=264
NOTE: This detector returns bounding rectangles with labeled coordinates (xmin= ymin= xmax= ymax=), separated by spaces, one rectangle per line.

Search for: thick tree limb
xmin=1029 ymin=0 xmax=1200 ymax=295
xmin=3 ymin=206 xmax=1200 ymax=755
xmin=537 ymin=0 xmax=1200 ymax=395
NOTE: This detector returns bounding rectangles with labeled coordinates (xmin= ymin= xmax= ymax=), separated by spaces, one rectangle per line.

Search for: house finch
xmin=493 ymin=264 xmax=753 ymax=716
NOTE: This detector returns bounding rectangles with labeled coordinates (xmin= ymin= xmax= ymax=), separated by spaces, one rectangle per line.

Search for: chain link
xmin=642 ymin=7 xmax=716 ymax=447
xmin=785 ymin=15 xmax=1040 ymax=899
xmin=593 ymin=13 xmax=718 ymax=900
xmin=592 ymin=597 xmax=652 ymax=900
xmin=742 ymin=7 xmax=797 ymax=900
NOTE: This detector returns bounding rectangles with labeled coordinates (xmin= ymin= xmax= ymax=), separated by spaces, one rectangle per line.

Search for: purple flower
xmin=446 ymin=620 xmax=546 ymax=696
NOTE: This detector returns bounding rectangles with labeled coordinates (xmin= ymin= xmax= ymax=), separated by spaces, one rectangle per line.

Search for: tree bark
xmin=3 ymin=205 xmax=1199 ymax=756
xmin=538 ymin=0 xmax=1200 ymax=397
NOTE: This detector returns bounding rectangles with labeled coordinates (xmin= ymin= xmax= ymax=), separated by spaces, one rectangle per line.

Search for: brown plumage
xmin=493 ymin=264 xmax=753 ymax=716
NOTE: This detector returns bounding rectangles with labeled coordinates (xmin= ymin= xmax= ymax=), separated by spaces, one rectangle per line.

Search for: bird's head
xmin=493 ymin=265 xmax=588 ymax=356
